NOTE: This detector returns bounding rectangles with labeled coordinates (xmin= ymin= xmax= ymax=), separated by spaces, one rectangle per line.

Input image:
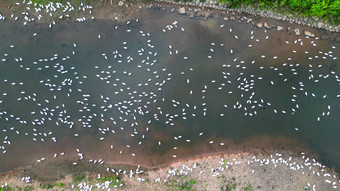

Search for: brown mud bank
xmin=0 ymin=150 xmax=339 ymax=190
xmin=0 ymin=135 xmax=316 ymax=178
xmin=101 ymin=135 xmax=310 ymax=170
xmin=5 ymin=134 xmax=310 ymax=172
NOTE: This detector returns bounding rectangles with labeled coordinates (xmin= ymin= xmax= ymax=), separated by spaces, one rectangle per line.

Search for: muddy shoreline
xmin=0 ymin=150 xmax=339 ymax=190
xmin=0 ymin=135 xmax=322 ymax=179
xmin=0 ymin=0 xmax=339 ymax=33
xmin=156 ymin=0 xmax=340 ymax=32
xmin=0 ymin=0 xmax=339 ymax=43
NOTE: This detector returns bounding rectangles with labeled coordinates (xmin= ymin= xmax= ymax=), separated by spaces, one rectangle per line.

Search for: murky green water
xmin=0 ymin=7 xmax=339 ymax=172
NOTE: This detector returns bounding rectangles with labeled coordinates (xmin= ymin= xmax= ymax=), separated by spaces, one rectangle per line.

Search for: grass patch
xmin=55 ymin=182 xmax=64 ymax=188
xmin=220 ymin=178 xmax=237 ymax=191
xmin=221 ymin=183 xmax=236 ymax=190
xmin=97 ymin=175 xmax=123 ymax=187
xmin=222 ymin=185 xmax=232 ymax=191
xmin=39 ymin=183 xmax=54 ymax=190
xmin=0 ymin=186 xmax=13 ymax=191
xmin=165 ymin=175 xmax=196 ymax=191
xmin=73 ymin=173 xmax=85 ymax=183
xmin=23 ymin=186 xmax=34 ymax=191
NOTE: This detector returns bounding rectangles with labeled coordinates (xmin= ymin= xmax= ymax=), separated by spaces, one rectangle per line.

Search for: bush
xmin=205 ymin=0 xmax=340 ymax=23
xmin=55 ymin=182 xmax=64 ymax=187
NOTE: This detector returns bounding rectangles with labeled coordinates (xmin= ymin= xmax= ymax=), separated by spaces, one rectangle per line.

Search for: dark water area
xmin=0 ymin=7 xmax=339 ymax=173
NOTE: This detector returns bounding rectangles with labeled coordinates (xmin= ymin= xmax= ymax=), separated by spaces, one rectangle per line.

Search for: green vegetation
xmin=176 ymin=0 xmax=340 ymax=24
xmin=0 ymin=186 xmax=13 ymax=191
xmin=220 ymin=178 xmax=237 ymax=191
xmin=73 ymin=173 xmax=85 ymax=183
xmin=55 ymin=182 xmax=64 ymax=188
xmin=176 ymin=181 xmax=193 ymax=190
xmin=23 ymin=185 xmax=34 ymax=191
xmin=97 ymin=175 xmax=123 ymax=187
xmin=165 ymin=175 xmax=196 ymax=190
xmin=243 ymin=185 xmax=252 ymax=191
xmin=39 ymin=183 xmax=54 ymax=189
xmin=221 ymin=185 xmax=232 ymax=191
xmin=222 ymin=159 xmax=227 ymax=168
xmin=24 ymin=0 xmax=340 ymax=24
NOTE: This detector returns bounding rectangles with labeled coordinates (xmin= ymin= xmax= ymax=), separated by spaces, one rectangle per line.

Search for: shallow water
xmin=0 ymin=7 xmax=339 ymax=172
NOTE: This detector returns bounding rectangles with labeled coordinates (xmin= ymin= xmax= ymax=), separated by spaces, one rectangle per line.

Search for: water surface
xmin=0 ymin=7 xmax=339 ymax=172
